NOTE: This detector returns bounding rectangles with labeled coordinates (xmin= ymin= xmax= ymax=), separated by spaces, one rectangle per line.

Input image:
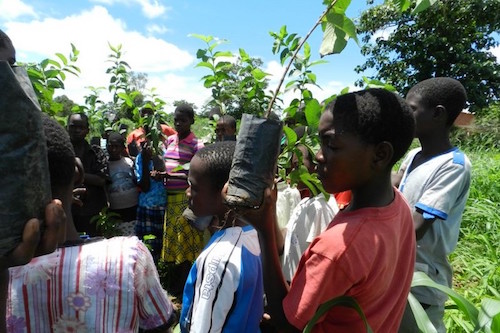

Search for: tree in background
xmin=355 ymin=0 xmax=500 ymax=114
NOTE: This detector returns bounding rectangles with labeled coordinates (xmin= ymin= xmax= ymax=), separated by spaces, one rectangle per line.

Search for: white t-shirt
xmin=276 ymin=182 xmax=302 ymax=230
xmin=107 ymin=157 xmax=138 ymax=210
xmin=399 ymin=147 xmax=471 ymax=305
xmin=282 ymin=193 xmax=338 ymax=282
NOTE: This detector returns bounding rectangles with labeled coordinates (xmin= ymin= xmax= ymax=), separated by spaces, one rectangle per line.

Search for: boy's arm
xmin=243 ymin=188 xmax=299 ymax=333
xmin=413 ymin=209 xmax=436 ymax=240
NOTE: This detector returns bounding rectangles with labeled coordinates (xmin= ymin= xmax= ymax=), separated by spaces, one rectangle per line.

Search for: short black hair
xmin=175 ymin=104 xmax=194 ymax=121
xmin=219 ymin=115 xmax=236 ymax=130
xmin=326 ymin=88 xmax=415 ymax=166
xmin=42 ymin=113 xmax=75 ymax=189
xmin=195 ymin=141 xmax=236 ymax=191
xmin=67 ymin=112 xmax=89 ymax=127
xmin=107 ymin=131 xmax=124 ymax=145
xmin=407 ymin=77 xmax=467 ymax=126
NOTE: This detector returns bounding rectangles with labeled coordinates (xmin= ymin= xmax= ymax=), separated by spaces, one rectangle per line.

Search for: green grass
xmin=446 ymin=150 xmax=500 ymax=332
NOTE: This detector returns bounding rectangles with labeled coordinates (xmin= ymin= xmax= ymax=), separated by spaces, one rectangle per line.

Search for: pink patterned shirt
xmin=163 ymin=132 xmax=204 ymax=192
xmin=7 ymin=237 xmax=174 ymax=333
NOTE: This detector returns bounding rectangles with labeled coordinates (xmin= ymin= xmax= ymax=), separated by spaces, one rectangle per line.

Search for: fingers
xmin=36 ymin=200 xmax=64 ymax=257
xmin=6 ymin=218 xmax=41 ymax=268
xmin=72 ymin=188 xmax=86 ymax=207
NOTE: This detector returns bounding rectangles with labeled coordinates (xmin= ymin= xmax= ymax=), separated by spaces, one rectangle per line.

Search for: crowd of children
xmin=2 ymin=28 xmax=474 ymax=333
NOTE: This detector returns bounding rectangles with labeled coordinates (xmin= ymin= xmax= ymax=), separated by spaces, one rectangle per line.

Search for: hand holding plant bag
xmin=0 ymin=61 xmax=51 ymax=256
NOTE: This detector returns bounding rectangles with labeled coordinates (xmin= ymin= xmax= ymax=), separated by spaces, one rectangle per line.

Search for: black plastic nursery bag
xmin=225 ymin=113 xmax=283 ymax=208
xmin=0 ymin=61 xmax=51 ymax=256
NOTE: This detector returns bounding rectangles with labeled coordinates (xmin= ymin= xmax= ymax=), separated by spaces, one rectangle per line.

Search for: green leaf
xmin=55 ymin=53 xmax=68 ymax=66
xmin=412 ymin=272 xmax=479 ymax=327
xmin=412 ymin=0 xmax=438 ymax=14
xmin=171 ymin=163 xmax=190 ymax=172
xmin=117 ymin=92 xmax=133 ymax=107
xmin=320 ymin=21 xmax=348 ymax=56
xmin=303 ymin=295 xmax=373 ymax=333
xmin=408 ymin=293 xmax=438 ymax=333
xmin=305 ymin=99 xmax=321 ymax=130
xmin=306 ymin=72 xmax=317 ymax=84
xmin=283 ymin=126 xmax=298 ymax=148
xmin=393 ymin=0 xmax=412 ymax=12
xmin=478 ymin=298 xmax=500 ymax=331
xmin=214 ymin=51 xmax=233 ymax=58
xmin=189 ymin=33 xmax=213 ymax=43
xmin=332 ymin=0 xmax=352 ymax=14
xmin=251 ymin=68 xmax=269 ymax=81
xmin=195 ymin=61 xmax=215 ymax=71
xmin=239 ymin=48 xmax=249 ymax=61
xmin=47 ymin=59 xmax=62 ymax=69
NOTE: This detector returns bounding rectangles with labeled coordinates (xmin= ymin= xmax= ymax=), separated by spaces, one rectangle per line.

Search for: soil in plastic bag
xmin=0 ymin=61 xmax=51 ymax=256
xmin=225 ymin=113 xmax=283 ymax=208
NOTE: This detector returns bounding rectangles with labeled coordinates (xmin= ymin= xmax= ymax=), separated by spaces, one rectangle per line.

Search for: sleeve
xmin=188 ymin=248 xmax=239 ymax=332
xmin=416 ymin=160 xmax=471 ymax=220
xmin=134 ymin=241 xmax=175 ymax=330
xmin=305 ymin=199 xmax=336 ymax=244
xmin=134 ymin=153 xmax=143 ymax=182
xmin=283 ymin=238 xmax=353 ymax=330
xmin=195 ymin=137 xmax=205 ymax=153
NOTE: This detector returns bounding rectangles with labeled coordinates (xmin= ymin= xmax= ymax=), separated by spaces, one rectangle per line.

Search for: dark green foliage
xmin=356 ymin=0 xmax=500 ymax=115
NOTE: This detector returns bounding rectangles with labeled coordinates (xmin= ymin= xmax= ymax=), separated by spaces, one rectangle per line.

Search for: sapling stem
xmin=265 ymin=0 xmax=337 ymax=119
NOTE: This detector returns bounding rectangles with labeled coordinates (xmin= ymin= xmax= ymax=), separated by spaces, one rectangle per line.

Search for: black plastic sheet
xmin=0 ymin=62 xmax=51 ymax=256
xmin=225 ymin=113 xmax=283 ymax=208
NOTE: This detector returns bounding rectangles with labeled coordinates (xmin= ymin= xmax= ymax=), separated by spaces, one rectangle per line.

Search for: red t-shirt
xmin=126 ymin=125 xmax=176 ymax=147
xmin=283 ymin=189 xmax=415 ymax=332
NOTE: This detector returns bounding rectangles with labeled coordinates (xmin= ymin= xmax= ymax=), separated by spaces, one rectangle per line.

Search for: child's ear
xmin=434 ymin=105 xmax=448 ymax=123
xmin=373 ymin=141 xmax=394 ymax=169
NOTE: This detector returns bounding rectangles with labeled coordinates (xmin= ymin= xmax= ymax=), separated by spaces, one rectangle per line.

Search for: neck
xmin=418 ymin=131 xmax=453 ymax=158
xmin=178 ymin=131 xmax=190 ymax=140
xmin=347 ymin=172 xmax=394 ymax=211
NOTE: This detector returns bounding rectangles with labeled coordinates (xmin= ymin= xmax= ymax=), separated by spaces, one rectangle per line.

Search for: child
xmin=162 ymin=104 xmax=205 ymax=298
xmin=106 ymin=131 xmax=138 ymax=236
xmin=180 ymin=141 xmax=263 ymax=332
xmin=8 ymin=114 xmax=176 ymax=332
xmin=396 ymin=77 xmax=471 ymax=333
xmin=245 ymin=89 xmax=417 ymax=332
xmin=215 ymin=115 xmax=237 ymax=142
xmin=281 ymin=144 xmax=338 ymax=282
xmin=134 ymin=139 xmax=167 ymax=264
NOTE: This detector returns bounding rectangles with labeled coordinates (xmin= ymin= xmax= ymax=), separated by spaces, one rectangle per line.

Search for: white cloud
xmin=491 ymin=45 xmax=500 ymax=62
xmin=370 ymin=26 xmax=397 ymax=43
xmin=264 ymin=60 xmax=358 ymax=112
xmin=146 ymin=24 xmax=169 ymax=35
xmin=6 ymin=6 xmax=196 ymax=106
xmin=0 ymin=0 xmax=36 ymax=20
xmin=147 ymin=73 xmax=211 ymax=113
xmin=90 ymin=0 xmax=168 ymax=18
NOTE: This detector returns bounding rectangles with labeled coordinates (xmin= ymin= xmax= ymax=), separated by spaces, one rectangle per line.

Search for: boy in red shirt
xmin=245 ymin=89 xmax=416 ymax=332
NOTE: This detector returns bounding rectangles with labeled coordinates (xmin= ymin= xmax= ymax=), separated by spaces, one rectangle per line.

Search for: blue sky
xmin=1 ymin=0 xmax=498 ymax=114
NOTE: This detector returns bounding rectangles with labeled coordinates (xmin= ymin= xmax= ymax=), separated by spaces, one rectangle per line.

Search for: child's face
xmin=174 ymin=111 xmax=192 ymax=137
xmin=106 ymin=139 xmax=123 ymax=160
xmin=406 ymin=93 xmax=434 ymax=138
xmin=186 ymin=156 xmax=223 ymax=217
xmin=67 ymin=115 xmax=89 ymax=142
xmin=315 ymin=111 xmax=375 ymax=194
